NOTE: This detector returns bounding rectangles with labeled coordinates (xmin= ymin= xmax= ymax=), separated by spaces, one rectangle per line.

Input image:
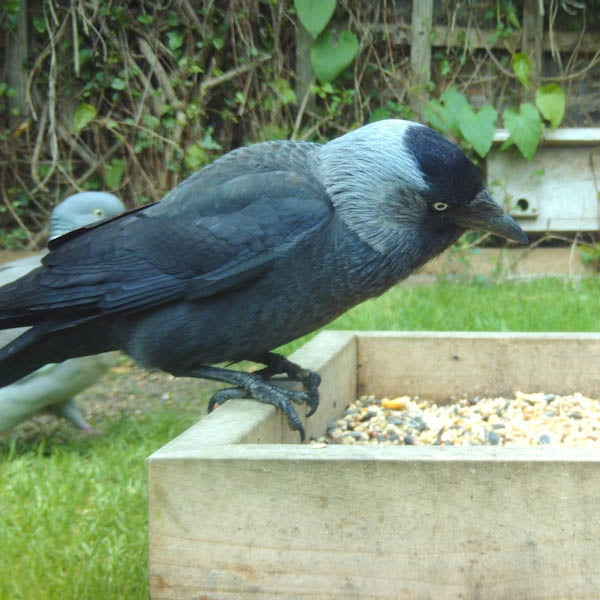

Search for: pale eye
xmin=433 ymin=202 xmax=448 ymax=211
xmin=93 ymin=208 xmax=105 ymax=218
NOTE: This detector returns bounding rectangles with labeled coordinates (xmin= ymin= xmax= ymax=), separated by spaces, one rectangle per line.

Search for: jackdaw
xmin=0 ymin=120 xmax=527 ymax=439
xmin=0 ymin=192 xmax=124 ymax=433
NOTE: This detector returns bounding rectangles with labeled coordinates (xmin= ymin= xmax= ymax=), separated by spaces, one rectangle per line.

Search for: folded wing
xmin=0 ymin=148 xmax=333 ymax=343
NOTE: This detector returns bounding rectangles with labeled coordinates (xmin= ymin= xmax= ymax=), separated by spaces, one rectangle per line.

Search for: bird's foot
xmin=188 ymin=360 xmax=320 ymax=441
xmin=208 ymin=376 xmax=313 ymax=441
xmin=46 ymin=398 xmax=96 ymax=432
xmin=255 ymin=352 xmax=321 ymax=416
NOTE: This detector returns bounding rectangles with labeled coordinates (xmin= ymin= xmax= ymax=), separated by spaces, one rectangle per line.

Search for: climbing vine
xmin=0 ymin=0 xmax=598 ymax=247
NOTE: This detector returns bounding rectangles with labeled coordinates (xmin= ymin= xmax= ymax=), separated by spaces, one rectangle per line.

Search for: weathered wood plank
xmin=149 ymin=443 xmax=600 ymax=599
xmin=6 ymin=0 xmax=29 ymax=124
xmin=357 ymin=332 xmax=600 ymax=400
xmin=294 ymin=21 xmax=316 ymax=122
xmin=522 ymin=0 xmax=544 ymax=80
xmin=149 ymin=332 xmax=600 ymax=599
xmin=409 ymin=0 xmax=433 ymax=117
xmin=375 ymin=24 xmax=600 ymax=54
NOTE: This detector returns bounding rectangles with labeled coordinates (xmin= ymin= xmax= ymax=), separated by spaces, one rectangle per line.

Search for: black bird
xmin=0 ymin=120 xmax=527 ymax=439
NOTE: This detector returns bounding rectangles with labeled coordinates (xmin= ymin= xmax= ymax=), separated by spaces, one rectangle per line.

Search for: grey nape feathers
xmin=0 ymin=192 xmax=125 ymax=433
xmin=0 ymin=121 xmax=527 ymax=440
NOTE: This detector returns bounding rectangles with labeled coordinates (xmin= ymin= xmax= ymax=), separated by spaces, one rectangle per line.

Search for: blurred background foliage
xmin=0 ymin=0 xmax=599 ymax=248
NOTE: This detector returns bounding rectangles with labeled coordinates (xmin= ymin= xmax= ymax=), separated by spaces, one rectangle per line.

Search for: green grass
xmin=0 ymin=411 xmax=200 ymax=600
xmin=2 ymin=277 xmax=600 ymax=599
xmin=285 ymin=277 xmax=600 ymax=353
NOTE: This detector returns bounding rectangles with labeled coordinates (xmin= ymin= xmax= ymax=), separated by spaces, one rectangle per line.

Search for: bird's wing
xmin=0 ymin=149 xmax=332 ymax=328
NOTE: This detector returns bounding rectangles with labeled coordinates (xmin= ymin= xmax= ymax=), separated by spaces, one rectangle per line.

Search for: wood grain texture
xmin=358 ymin=332 xmax=600 ymax=400
xmin=409 ymin=0 xmax=433 ymax=117
xmin=150 ymin=444 xmax=600 ymax=599
xmin=149 ymin=332 xmax=600 ymax=599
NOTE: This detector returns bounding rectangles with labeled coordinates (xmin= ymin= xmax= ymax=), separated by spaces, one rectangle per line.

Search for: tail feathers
xmin=0 ymin=314 xmax=39 ymax=330
xmin=0 ymin=345 xmax=56 ymax=387
xmin=0 ymin=323 xmax=70 ymax=387
xmin=0 ymin=318 xmax=117 ymax=387
xmin=0 ymin=323 xmax=50 ymax=363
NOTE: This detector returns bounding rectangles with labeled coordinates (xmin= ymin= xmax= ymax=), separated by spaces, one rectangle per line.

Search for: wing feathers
xmin=0 ymin=142 xmax=333 ymax=331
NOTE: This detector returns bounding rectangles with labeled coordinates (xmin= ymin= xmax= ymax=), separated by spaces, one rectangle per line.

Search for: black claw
xmin=256 ymin=353 xmax=321 ymax=419
xmin=200 ymin=358 xmax=320 ymax=441
xmin=208 ymin=386 xmax=246 ymax=412
xmin=303 ymin=372 xmax=321 ymax=417
xmin=280 ymin=400 xmax=305 ymax=441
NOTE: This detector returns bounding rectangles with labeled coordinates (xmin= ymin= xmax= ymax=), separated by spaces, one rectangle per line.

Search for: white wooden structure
xmin=487 ymin=128 xmax=600 ymax=232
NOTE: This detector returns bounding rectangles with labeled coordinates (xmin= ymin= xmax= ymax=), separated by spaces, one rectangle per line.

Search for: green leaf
xmin=72 ymin=103 xmax=97 ymax=134
xmin=423 ymin=98 xmax=451 ymax=134
xmin=137 ymin=14 xmax=154 ymax=25
xmin=111 ymin=78 xmax=126 ymax=90
xmin=271 ymin=78 xmax=297 ymax=105
xmin=503 ymin=103 xmax=542 ymax=160
xmin=142 ymin=114 xmax=160 ymax=130
xmin=507 ymin=8 xmax=520 ymax=29
xmin=167 ymin=30 xmax=184 ymax=51
xmin=310 ymin=29 xmax=358 ymax=84
xmin=33 ymin=15 xmax=46 ymax=33
xmin=535 ymin=83 xmax=565 ymax=130
xmin=424 ymin=88 xmax=470 ymax=136
xmin=184 ymin=144 xmax=210 ymax=172
xmin=439 ymin=88 xmax=470 ymax=135
xmin=104 ymin=158 xmax=126 ymax=190
xmin=457 ymin=105 xmax=498 ymax=158
xmin=512 ymin=52 xmax=531 ymax=89
xmin=294 ymin=0 xmax=336 ymax=38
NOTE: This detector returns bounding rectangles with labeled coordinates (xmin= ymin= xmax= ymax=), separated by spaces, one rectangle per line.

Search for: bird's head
xmin=49 ymin=192 xmax=126 ymax=240
xmin=320 ymin=119 xmax=527 ymax=253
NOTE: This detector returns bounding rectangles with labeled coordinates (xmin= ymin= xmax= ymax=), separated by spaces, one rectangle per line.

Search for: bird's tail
xmin=0 ymin=319 xmax=116 ymax=387
xmin=0 ymin=324 xmax=71 ymax=386
xmin=0 ymin=333 xmax=52 ymax=387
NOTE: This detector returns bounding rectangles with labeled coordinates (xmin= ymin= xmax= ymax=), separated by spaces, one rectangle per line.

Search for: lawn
xmin=1 ymin=277 xmax=600 ymax=599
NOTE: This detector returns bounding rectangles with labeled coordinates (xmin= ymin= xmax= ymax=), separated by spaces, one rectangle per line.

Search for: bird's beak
xmin=453 ymin=188 xmax=529 ymax=244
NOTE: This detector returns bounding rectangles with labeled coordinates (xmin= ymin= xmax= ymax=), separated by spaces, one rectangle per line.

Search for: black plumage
xmin=0 ymin=120 xmax=527 ymax=439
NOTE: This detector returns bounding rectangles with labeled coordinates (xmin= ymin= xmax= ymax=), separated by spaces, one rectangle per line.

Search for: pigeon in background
xmin=0 ymin=192 xmax=125 ymax=433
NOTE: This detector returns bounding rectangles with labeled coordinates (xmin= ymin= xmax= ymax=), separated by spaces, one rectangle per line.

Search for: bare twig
xmin=200 ymin=54 xmax=272 ymax=95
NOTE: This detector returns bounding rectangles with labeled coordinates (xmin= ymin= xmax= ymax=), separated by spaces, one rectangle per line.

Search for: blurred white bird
xmin=0 ymin=192 xmax=125 ymax=433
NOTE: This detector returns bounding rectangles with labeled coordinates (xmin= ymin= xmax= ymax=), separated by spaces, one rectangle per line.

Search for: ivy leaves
xmin=512 ymin=53 xmax=532 ymax=89
xmin=502 ymin=103 xmax=542 ymax=160
xmin=294 ymin=0 xmax=336 ymax=38
xmin=294 ymin=0 xmax=358 ymax=84
xmin=425 ymin=89 xmax=497 ymax=158
xmin=426 ymin=57 xmax=566 ymax=161
xmin=310 ymin=30 xmax=358 ymax=85
xmin=72 ymin=103 xmax=97 ymax=134
xmin=535 ymin=83 xmax=566 ymax=130
xmin=497 ymin=60 xmax=567 ymax=159
xmin=458 ymin=106 xmax=498 ymax=158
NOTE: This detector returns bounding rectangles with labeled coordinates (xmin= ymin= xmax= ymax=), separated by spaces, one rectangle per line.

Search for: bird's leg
xmin=254 ymin=352 xmax=320 ymax=416
xmin=193 ymin=364 xmax=314 ymax=440
xmin=46 ymin=398 xmax=97 ymax=433
xmin=208 ymin=352 xmax=320 ymax=418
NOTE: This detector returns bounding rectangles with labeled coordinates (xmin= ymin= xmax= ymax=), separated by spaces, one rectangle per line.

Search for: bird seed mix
xmin=318 ymin=392 xmax=600 ymax=446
